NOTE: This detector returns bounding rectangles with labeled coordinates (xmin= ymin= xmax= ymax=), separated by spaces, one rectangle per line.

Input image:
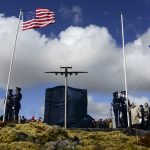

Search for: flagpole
xmin=3 ymin=9 xmax=22 ymax=122
xmin=121 ymin=13 xmax=130 ymax=127
xmin=64 ymin=74 xmax=68 ymax=128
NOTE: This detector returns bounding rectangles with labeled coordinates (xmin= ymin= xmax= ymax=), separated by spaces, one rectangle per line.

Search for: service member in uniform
xmin=112 ymin=91 xmax=121 ymax=128
xmin=14 ymin=87 xmax=22 ymax=122
xmin=5 ymin=89 xmax=14 ymax=121
xmin=120 ymin=91 xmax=128 ymax=128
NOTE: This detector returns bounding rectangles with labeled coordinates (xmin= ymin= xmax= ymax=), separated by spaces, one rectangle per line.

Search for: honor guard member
xmin=120 ymin=91 xmax=128 ymax=128
xmin=112 ymin=91 xmax=121 ymax=128
xmin=5 ymin=89 xmax=14 ymax=121
xmin=14 ymin=87 xmax=22 ymax=122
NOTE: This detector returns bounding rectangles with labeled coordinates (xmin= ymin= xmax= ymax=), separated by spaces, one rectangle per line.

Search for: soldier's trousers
xmin=14 ymin=108 xmax=20 ymax=122
xmin=5 ymin=108 xmax=13 ymax=121
xmin=114 ymin=109 xmax=120 ymax=128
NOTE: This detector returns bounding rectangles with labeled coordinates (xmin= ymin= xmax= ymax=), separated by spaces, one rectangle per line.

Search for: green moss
xmin=0 ymin=127 xmax=17 ymax=143
xmin=68 ymin=129 xmax=149 ymax=150
xmin=10 ymin=142 xmax=40 ymax=150
xmin=0 ymin=142 xmax=40 ymax=150
xmin=0 ymin=122 xmax=149 ymax=149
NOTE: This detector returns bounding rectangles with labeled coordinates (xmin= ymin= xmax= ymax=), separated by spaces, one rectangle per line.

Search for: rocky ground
xmin=0 ymin=121 xmax=150 ymax=150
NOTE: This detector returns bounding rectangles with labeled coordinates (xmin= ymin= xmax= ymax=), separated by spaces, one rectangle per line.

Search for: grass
xmin=68 ymin=129 xmax=150 ymax=150
xmin=0 ymin=121 xmax=149 ymax=150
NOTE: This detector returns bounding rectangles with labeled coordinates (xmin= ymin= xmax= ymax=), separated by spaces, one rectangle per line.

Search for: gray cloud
xmin=38 ymin=106 xmax=44 ymax=117
xmin=0 ymin=99 xmax=4 ymax=115
xmin=128 ymin=95 xmax=150 ymax=106
xmin=88 ymin=95 xmax=111 ymax=120
xmin=59 ymin=6 xmax=82 ymax=25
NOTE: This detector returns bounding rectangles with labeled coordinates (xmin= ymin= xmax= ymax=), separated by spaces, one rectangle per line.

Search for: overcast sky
xmin=0 ymin=0 xmax=150 ymax=120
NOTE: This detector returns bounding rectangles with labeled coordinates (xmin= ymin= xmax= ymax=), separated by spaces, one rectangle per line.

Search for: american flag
xmin=22 ymin=8 xmax=55 ymax=30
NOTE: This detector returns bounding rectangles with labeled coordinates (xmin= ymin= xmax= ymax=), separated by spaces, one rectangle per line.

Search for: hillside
xmin=0 ymin=122 xmax=149 ymax=150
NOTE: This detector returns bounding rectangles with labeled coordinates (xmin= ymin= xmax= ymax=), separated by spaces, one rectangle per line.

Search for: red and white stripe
xmin=22 ymin=8 xmax=55 ymax=31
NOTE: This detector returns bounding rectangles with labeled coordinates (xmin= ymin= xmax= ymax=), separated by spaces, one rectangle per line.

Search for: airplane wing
xmin=45 ymin=71 xmax=64 ymax=73
xmin=68 ymin=71 xmax=88 ymax=73
xmin=67 ymin=71 xmax=88 ymax=75
xmin=45 ymin=71 xmax=88 ymax=75
xmin=45 ymin=71 xmax=65 ymax=75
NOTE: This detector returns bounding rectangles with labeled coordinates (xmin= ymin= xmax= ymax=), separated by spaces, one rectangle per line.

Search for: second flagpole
xmin=3 ymin=9 xmax=22 ymax=122
xmin=121 ymin=13 xmax=130 ymax=127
